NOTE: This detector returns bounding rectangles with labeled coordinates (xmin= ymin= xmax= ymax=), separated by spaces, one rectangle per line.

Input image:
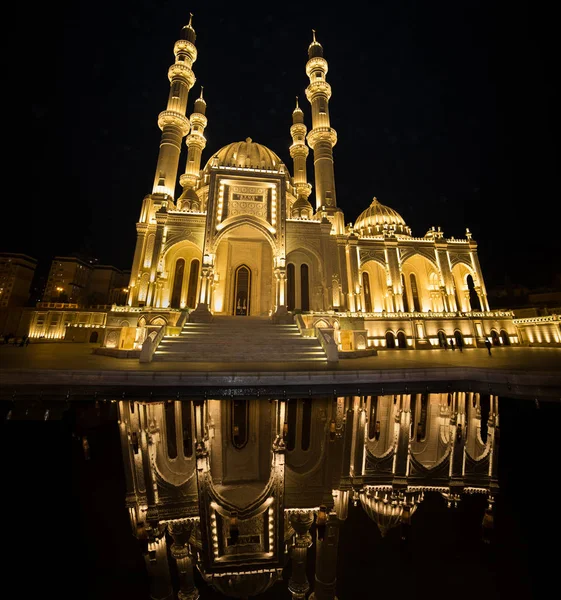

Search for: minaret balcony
xmin=173 ymin=39 xmax=197 ymax=62
xmin=157 ymin=111 xmax=190 ymax=136
xmin=306 ymin=127 xmax=337 ymax=149
xmin=305 ymin=80 xmax=332 ymax=100
xmin=167 ymin=62 xmax=195 ymax=87
xmin=305 ymin=56 xmax=328 ymax=77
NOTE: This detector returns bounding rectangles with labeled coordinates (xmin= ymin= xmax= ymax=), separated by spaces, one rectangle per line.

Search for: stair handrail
xmin=294 ymin=313 xmax=306 ymax=334
xmin=139 ymin=325 xmax=166 ymax=363
xmin=176 ymin=309 xmax=189 ymax=329
xmin=315 ymin=325 xmax=339 ymax=364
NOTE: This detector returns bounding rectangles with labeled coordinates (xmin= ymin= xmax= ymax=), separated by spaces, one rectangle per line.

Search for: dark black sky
xmin=21 ymin=0 xmax=558 ymax=289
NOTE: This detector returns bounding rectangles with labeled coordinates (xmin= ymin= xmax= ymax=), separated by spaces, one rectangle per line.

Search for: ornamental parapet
xmin=158 ymin=111 xmax=190 ymax=135
xmin=305 ymin=56 xmax=328 ymax=77
xmin=168 ymin=62 xmax=195 ymax=86
xmin=306 ymin=127 xmax=337 ymax=149
xmin=306 ymin=309 xmax=513 ymax=319
xmin=513 ymin=314 xmax=559 ymax=324
xmin=305 ymin=80 xmax=332 ymax=101
xmin=173 ymin=40 xmax=197 ymax=63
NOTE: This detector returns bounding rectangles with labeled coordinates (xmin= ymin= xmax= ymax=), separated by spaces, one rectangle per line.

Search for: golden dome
xmin=354 ymin=197 xmax=411 ymax=236
xmin=206 ymin=137 xmax=284 ymax=171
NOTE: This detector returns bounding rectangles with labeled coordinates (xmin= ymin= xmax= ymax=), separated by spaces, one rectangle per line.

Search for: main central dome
xmin=206 ymin=138 xmax=284 ymax=171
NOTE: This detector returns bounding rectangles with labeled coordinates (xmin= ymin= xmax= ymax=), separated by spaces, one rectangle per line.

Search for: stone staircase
xmin=152 ymin=316 xmax=327 ymax=363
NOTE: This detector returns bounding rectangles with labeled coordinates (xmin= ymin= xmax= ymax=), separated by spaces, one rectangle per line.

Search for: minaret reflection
xmin=118 ymin=393 xmax=499 ymax=598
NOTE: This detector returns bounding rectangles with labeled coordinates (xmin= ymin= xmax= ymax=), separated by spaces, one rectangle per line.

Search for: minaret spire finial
xmin=312 ymin=29 xmax=316 ymax=42
xmin=295 ymin=96 xmax=299 ymax=109
xmin=188 ymin=13 xmax=193 ymax=27
xmin=200 ymin=86 xmax=204 ymax=100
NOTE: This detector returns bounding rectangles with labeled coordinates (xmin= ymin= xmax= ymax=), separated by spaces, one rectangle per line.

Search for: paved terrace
xmin=1 ymin=342 xmax=560 ymax=401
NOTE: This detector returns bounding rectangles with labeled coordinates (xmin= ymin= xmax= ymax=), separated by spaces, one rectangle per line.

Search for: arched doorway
xmin=500 ymin=329 xmax=511 ymax=345
xmin=454 ymin=330 xmax=464 ymax=348
xmin=437 ymin=330 xmax=447 ymax=348
xmin=397 ymin=331 xmax=407 ymax=348
xmin=385 ymin=331 xmax=396 ymax=348
xmin=233 ymin=265 xmax=251 ymax=316
xmin=89 ymin=331 xmax=99 ymax=343
xmin=490 ymin=330 xmax=501 ymax=346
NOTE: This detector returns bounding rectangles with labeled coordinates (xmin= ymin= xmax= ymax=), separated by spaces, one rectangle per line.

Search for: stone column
xmin=310 ymin=512 xmax=341 ymax=600
xmin=288 ymin=511 xmax=314 ymax=599
xmin=168 ymin=520 xmax=200 ymax=600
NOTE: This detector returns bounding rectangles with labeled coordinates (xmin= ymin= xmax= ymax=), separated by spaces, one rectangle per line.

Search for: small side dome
xmin=359 ymin=488 xmax=423 ymax=537
xmin=354 ymin=197 xmax=411 ymax=237
xmin=177 ymin=188 xmax=201 ymax=212
xmin=291 ymin=195 xmax=314 ymax=219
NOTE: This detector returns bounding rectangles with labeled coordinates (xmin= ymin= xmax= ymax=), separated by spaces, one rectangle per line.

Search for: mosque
xmin=119 ymin=15 xmax=521 ymax=356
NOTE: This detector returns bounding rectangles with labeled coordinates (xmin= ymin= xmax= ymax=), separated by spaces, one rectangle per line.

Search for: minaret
xmin=151 ymin=14 xmax=198 ymax=199
xmin=305 ymin=31 xmax=343 ymax=233
xmin=178 ymin=87 xmax=208 ymax=210
xmin=289 ymin=97 xmax=312 ymax=203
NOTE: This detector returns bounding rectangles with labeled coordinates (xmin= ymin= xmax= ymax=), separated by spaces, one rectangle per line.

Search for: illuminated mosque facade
xmin=122 ymin=16 xmax=519 ymax=353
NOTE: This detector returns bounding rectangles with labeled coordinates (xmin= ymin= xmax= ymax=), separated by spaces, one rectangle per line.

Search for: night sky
xmin=21 ymin=0 xmax=558 ymax=291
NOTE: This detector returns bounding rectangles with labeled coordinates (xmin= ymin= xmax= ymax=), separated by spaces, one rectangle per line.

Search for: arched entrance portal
xmin=212 ymin=224 xmax=275 ymax=316
xmin=233 ymin=265 xmax=251 ymax=316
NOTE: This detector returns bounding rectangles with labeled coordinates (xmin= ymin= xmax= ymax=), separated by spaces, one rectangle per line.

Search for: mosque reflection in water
xmin=111 ymin=393 xmax=499 ymax=599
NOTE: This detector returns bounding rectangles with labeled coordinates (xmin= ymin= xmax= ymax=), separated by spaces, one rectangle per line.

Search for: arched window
xmin=437 ymin=330 xmax=447 ymax=348
xmin=467 ymin=275 xmax=482 ymax=311
xmin=385 ymin=331 xmax=396 ymax=348
xmin=285 ymin=399 xmax=297 ymax=451
xmin=287 ymin=263 xmax=295 ymax=311
xmin=410 ymin=273 xmax=421 ymax=312
xmin=368 ymin=396 xmax=378 ymax=440
xmin=401 ymin=274 xmax=410 ymax=312
xmin=479 ymin=394 xmax=490 ymax=443
xmin=231 ymin=399 xmax=249 ymax=449
xmin=171 ymin=259 xmax=185 ymax=308
xmin=500 ymin=329 xmax=511 ymax=345
xmin=491 ymin=330 xmax=501 ymax=346
xmin=181 ymin=400 xmax=193 ymax=457
xmin=397 ymin=331 xmax=407 ymax=348
xmin=301 ymin=264 xmax=310 ymax=311
xmin=362 ymin=272 xmax=372 ymax=312
xmin=301 ymin=399 xmax=312 ymax=450
xmin=416 ymin=394 xmax=428 ymax=441
xmin=186 ymin=259 xmax=200 ymax=308
xmin=165 ymin=401 xmax=177 ymax=459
